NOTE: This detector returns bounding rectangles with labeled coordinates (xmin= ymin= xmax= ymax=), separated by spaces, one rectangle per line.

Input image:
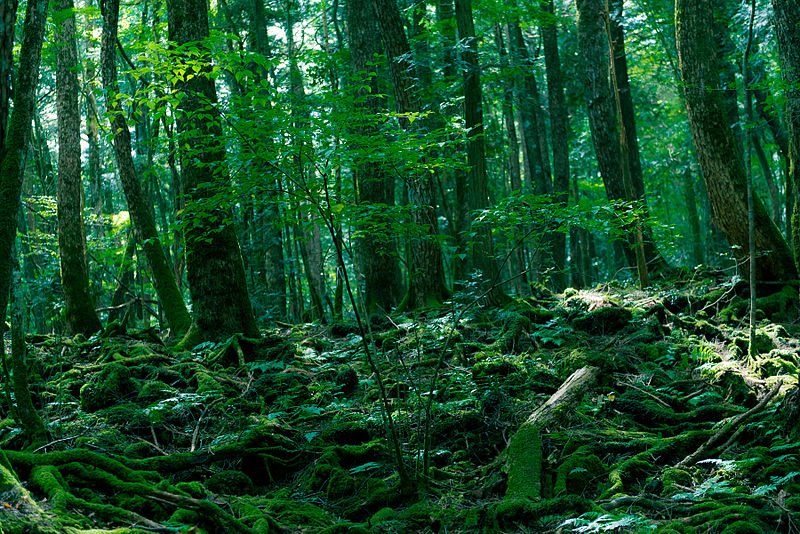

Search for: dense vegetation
xmin=0 ymin=0 xmax=798 ymax=532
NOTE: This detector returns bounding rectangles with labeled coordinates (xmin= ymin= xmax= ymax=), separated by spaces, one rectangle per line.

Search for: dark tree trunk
xmin=575 ymin=0 xmax=635 ymax=268
xmin=771 ymin=0 xmax=800 ymax=269
xmin=348 ymin=0 xmax=403 ymax=314
xmin=0 ymin=0 xmax=18 ymax=161
xmin=101 ymin=0 xmax=191 ymax=337
xmin=56 ymin=0 xmax=103 ymax=335
xmin=540 ymin=0 xmax=570 ymax=290
xmin=609 ymin=0 xmax=667 ymax=274
xmin=0 ymin=0 xmax=47 ymax=338
xmin=676 ymin=0 xmax=797 ymax=284
xmin=373 ymin=0 xmax=449 ymax=309
xmin=681 ymin=168 xmax=705 ymax=266
xmin=248 ymin=0 xmax=287 ymax=321
xmin=455 ymin=0 xmax=504 ymax=302
xmin=166 ymin=0 xmax=260 ymax=340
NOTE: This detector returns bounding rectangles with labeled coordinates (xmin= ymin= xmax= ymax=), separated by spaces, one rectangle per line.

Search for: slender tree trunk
xmin=56 ymin=0 xmax=103 ymax=336
xmin=0 ymin=0 xmax=47 ymax=338
xmin=101 ymin=0 xmax=191 ymax=337
xmin=0 ymin=0 xmax=18 ymax=161
xmin=166 ymin=0 xmax=259 ymax=340
xmin=771 ymin=0 xmax=800 ymax=268
xmin=495 ymin=24 xmax=527 ymax=297
xmin=752 ymin=133 xmax=781 ymax=226
xmin=681 ymin=168 xmax=704 ymax=266
xmin=676 ymin=0 xmax=797 ymax=284
xmin=455 ymin=0 xmax=505 ymax=303
xmin=374 ymin=0 xmax=449 ymax=309
xmin=348 ymin=0 xmax=402 ymax=314
xmin=540 ymin=0 xmax=570 ymax=290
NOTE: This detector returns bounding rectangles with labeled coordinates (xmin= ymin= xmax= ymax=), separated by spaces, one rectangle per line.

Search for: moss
xmin=554 ymin=453 xmax=605 ymax=496
xmin=571 ymin=306 xmax=632 ymax=335
xmin=603 ymin=457 xmax=654 ymax=498
xmin=472 ymin=359 xmax=522 ymax=386
xmin=137 ymin=380 xmax=177 ymax=403
xmin=267 ymin=499 xmax=333 ymax=528
xmin=661 ymin=468 xmax=693 ymax=498
xmin=755 ymin=284 xmax=797 ymax=321
xmin=79 ymin=362 xmax=136 ymax=412
xmin=505 ymin=423 xmax=542 ymax=500
xmin=720 ymin=521 xmax=764 ymax=534
xmin=206 ymin=470 xmax=254 ymax=495
xmin=488 ymin=496 xmax=595 ymax=532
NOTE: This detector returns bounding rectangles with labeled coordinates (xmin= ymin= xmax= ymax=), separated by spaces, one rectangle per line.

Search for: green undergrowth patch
xmin=0 ymin=278 xmax=798 ymax=532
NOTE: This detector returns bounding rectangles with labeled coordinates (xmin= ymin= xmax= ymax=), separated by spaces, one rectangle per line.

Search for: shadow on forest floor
xmin=0 ymin=273 xmax=799 ymax=533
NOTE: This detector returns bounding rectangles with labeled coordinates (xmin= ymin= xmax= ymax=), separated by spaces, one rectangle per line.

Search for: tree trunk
xmin=681 ymin=168 xmax=704 ymax=266
xmin=495 ymin=24 xmax=527 ymax=297
xmin=101 ymin=0 xmax=191 ymax=337
xmin=540 ymin=0 xmax=569 ymax=291
xmin=373 ymin=0 xmax=449 ymax=309
xmin=56 ymin=0 xmax=103 ymax=336
xmin=455 ymin=0 xmax=505 ymax=304
xmin=0 ymin=0 xmax=47 ymax=339
xmin=166 ymin=0 xmax=259 ymax=341
xmin=676 ymin=0 xmax=797 ymax=284
xmin=347 ymin=0 xmax=403 ymax=314
xmin=0 ymin=0 xmax=17 ymax=161
xmin=771 ymin=0 xmax=800 ymax=269
xmin=575 ymin=0 xmax=636 ymax=269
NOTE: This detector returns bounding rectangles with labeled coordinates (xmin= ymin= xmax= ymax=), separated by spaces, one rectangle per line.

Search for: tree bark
xmin=56 ymin=0 xmax=103 ymax=336
xmin=166 ymin=0 xmax=259 ymax=340
xmin=373 ymin=0 xmax=449 ymax=309
xmin=0 ymin=0 xmax=47 ymax=339
xmin=0 ymin=0 xmax=17 ymax=161
xmin=575 ymin=0 xmax=636 ymax=269
xmin=771 ymin=0 xmax=800 ymax=269
xmin=676 ymin=0 xmax=797 ymax=284
xmin=348 ymin=0 xmax=403 ymax=314
xmin=101 ymin=0 xmax=191 ymax=337
xmin=539 ymin=0 xmax=569 ymax=290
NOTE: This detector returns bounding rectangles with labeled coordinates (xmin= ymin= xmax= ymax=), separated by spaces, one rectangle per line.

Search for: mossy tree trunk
xmin=0 ymin=0 xmax=47 ymax=341
xmin=166 ymin=0 xmax=260 ymax=340
xmin=771 ymin=0 xmax=800 ymax=269
xmin=56 ymin=0 xmax=103 ymax=336
xmin=0 ymin=0 xmax=17 ymax=161
xmin=347 ymin=0 xmax=403 ymax=315
xmin=676 ymin=0 xmax=797 ymax=285
xmin=100 ymin=0 xmax=191 ymax=338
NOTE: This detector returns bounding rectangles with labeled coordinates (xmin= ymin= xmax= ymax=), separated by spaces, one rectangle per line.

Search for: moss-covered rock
xmin=571 ymin=306 xmax=632 ymax=335
xmin=206 ymin=470 xmax=254 ymax=495
xmin=554 ymin=452 xmax=605 ymax=496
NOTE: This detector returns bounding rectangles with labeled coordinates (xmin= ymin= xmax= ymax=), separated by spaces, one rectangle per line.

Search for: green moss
xmin=505 ymin=423 xmax=542 ymax=500
xmin=603 ymin=457 xmax=654 ymax=498
xmin=206 ymin=470 xmax=254 ymax=495
xmin=720 ymin=521 xmax=763 ymax=534
xmin=79 ymin=362 xmax=136 ymax=412
xmin=554 ymin=453 xmax=605 ymax=495
xmin=661 ymin=468 xmax=693 ymax=498
xmin=571 ymin=306 xmax=632 ymax=335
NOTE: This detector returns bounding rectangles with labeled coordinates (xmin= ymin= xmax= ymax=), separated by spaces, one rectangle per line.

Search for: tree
xmin=676 ymin=0 xmax=797 ymax=284
xmin=56 ymin=0 xmax=103 ymax=336
xmin=771 ymin=0 xmax=800 ymax=266
xmin=347 ymin=0 xmax=403 ymax=314
xmin=100 ymin=0 xmax=191 ymax=337
xmin=539 ymin=0 xmax=570 ymax=290
xmin=0 ymin=0 xmax=48 ymax=340
xmin=373 ymin=0 xmax=449 ymax=309
xmin=166 ymin=0 xmax=260 ymax=341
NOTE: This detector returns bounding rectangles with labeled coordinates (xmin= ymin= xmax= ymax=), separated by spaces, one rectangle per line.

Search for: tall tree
xmin=347 ymin=0 xmax=403 ymax=314
xmin=0 ymin=0 xmax=17 ymax=161
xmin=575 ymin=0 xmax=635 ymax=269
xmin=455 ymin=0 xmax=504 ymax=301
xmin=676 ymin=0 xmax=796 ymax=284
xmin=539 ymin=0 xmax=570 ymax=289
xmin=166 ymin=0 xmax=260 ymax=340
xmin=373 ymin=0 xmax=449 ymax=309
xmin=771 ymin=0 xmax=800 ymax=266
xmin=56 ymin=0 xmax=103 ymax=336
xmin=100 ymin=0 xmax=191 ymax=337
xmin=0 ymin=0 xmax=47 ymax=339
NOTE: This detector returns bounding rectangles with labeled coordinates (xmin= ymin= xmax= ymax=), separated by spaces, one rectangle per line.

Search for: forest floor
xmin=1 ymin=272 xmax=799 ymax=533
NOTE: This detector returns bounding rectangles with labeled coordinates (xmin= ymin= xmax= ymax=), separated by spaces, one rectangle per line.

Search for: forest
xmin=0 ymin=0 xmax=798 ymax=531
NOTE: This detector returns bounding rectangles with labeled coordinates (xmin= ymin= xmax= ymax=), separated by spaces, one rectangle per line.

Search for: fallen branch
xmin=677 ymin=380 xmax=783 ymax=468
